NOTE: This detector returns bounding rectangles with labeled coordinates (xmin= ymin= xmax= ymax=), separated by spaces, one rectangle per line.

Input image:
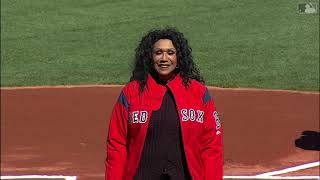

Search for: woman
xmin=105 ymin=28 xmax=223 ymax=180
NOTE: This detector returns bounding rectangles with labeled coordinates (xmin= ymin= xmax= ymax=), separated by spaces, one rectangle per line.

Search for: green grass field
xmin=1 ymin=0 xmax=319 ymax=91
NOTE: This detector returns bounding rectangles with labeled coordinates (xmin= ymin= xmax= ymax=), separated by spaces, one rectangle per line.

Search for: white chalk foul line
xmin=223 ymin=176 xmax=319 ymax=179
xmin=0 ymin=175 xmax=77 ymax=180
xmin=255 ymin=161 xmax=320 ymax=177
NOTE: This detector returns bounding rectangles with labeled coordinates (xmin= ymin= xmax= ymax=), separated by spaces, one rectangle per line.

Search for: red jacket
xmin=105 ymin=74 xmax=223 ymax=180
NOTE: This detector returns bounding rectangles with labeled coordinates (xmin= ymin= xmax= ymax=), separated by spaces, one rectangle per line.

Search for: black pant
xmin=134 ymin=172 xmax=169 ymax=180
xmin=160 ymin=174 xmax=171 ymax=180
xmin=134 ymin=166 xmax=191 ymax=180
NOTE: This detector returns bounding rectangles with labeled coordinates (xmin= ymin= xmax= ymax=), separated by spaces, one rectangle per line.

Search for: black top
xmin=134 ymin=88 xmax=191 ymax=180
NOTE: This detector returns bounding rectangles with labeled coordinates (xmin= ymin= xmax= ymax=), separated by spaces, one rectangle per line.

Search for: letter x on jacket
xmin=105 ymin=74 xmax=223 ymax=180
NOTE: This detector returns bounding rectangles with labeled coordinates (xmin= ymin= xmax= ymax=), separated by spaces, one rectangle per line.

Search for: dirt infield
xmin=1 ymin=85 xmax=319 ymax=180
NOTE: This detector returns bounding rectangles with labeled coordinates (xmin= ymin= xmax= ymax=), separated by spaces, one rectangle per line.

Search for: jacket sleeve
xmin=200 ymin=88 xmax=223 ymax=180
xmin=105 ymin=91 xmax=129 ymax=180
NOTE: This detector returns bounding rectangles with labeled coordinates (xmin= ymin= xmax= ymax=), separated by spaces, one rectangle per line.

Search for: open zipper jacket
xmin=105 ymin=74 xmax=223 ymax=180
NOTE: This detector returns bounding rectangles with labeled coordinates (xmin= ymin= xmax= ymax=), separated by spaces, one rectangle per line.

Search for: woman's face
xmin=152 ymin=39 xmax=178 ymax=80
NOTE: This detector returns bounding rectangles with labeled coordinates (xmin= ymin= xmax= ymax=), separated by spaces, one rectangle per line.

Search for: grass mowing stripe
xmin=1 ymin=0 xmax=319 ymax=91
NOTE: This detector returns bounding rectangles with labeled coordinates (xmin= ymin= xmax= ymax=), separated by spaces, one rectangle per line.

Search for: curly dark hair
xmin=130 ymin=27 xmax=204 ymax=92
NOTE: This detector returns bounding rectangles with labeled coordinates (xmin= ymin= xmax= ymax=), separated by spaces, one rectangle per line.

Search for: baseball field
xmin=1 ymin=0 xmax=319 ymax=180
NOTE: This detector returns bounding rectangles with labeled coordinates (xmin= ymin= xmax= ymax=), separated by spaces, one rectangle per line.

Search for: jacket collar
xmin=146 ymin=73 xmax=183 ymax=90
xmin=145 ymin=73 xmax=183 ymax=98
xmin=144 ymin=73 xmax=183 ymax=110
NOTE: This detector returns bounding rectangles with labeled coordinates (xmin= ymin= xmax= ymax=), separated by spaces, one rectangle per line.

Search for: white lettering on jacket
xmin=129 ymin=111 xmax=148 ymax=124
xmin=181 ymin=109 xmax=204 ymax=123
